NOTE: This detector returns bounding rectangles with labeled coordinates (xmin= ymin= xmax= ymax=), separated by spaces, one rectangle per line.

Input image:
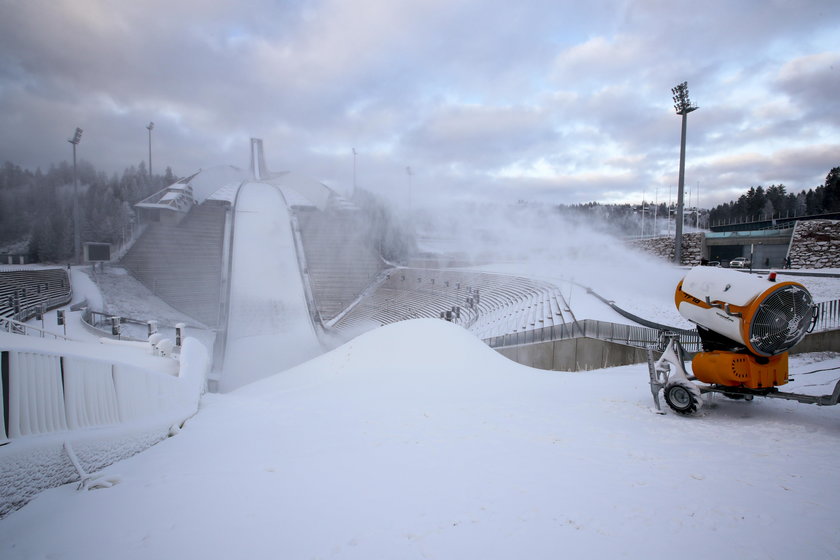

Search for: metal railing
xmin=483 ymin=319 xmax=703 ymax=353
xmin=482 ymin=299 xmax=839 ymax=353
xmin=0 ymin=316 xmax=73 ymax=341
xmin=815 ymin=299 xmax=840 ymax=332
xmin=4 ymin=292 xmax=73 ymax=323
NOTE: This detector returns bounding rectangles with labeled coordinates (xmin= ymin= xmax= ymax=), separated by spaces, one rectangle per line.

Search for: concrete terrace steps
xmin=295 ymin=208 xmax=385 ymax=321
xmin=331 ymin=267 xmax=570 ymax=339
xmin=0 ymin=268 xmax=71 ymax=320
xmin=120 ymin=203 xmax=227 ymax=327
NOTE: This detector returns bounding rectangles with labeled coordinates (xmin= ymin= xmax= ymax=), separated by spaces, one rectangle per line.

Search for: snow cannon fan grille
xmin=749 ymin=284 xmax=815 ymax=356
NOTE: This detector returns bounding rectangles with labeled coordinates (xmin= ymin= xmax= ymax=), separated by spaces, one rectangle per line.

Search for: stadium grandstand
xmin=0 ymin=268 xmax=71 ymax=321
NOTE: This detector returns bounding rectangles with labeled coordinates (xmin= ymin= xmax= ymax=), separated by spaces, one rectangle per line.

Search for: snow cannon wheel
xmin=663 ymin=382 xmax=702 ymax=415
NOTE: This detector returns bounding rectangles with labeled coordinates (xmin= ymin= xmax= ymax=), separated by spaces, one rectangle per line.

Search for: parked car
xmin=729 ymin=257 xmax=751 ymax=268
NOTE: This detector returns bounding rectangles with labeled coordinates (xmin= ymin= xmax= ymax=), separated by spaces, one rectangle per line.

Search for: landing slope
xmin=220 ymin=181 xmax=323 ymax=391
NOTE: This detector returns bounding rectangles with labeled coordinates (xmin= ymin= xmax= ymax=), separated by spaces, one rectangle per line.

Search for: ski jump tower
xmin=250 ymin=138 xmax=268 ymax=181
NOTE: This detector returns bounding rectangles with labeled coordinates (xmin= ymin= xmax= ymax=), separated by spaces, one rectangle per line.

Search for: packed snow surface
xmin=221 ymin=182 xmax=324 ymax=391
xmin=2 ymin=319 xmax=838 ymax=559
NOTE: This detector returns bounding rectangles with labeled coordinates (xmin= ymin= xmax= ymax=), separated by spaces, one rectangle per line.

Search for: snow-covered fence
xmin=0 ymin=317 xmax=72 ymax=340
xmin=814 ymin=299 xmax=840 ymax=332
xmin=0 ymin=333 xmax=208 ymax=444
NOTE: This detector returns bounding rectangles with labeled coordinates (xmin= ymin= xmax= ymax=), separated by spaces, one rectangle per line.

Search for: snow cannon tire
xmin=664 ymin=382 xmax=702 ymax=415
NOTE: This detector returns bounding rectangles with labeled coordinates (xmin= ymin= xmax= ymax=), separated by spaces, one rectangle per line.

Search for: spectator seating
xmin=121 ymin=201 xmax=227 ymax=327
xmin=0 ymin=268 xmax=72 ymax=320
xmin=330 ymin=268 xmax=572 ymax=339
xmin=295 ymin=207 xmax=386 ymax=321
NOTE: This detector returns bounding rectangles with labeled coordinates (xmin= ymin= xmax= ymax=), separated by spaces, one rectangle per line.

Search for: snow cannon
xmin=674 ymin=266 xmax=816 ymax=389
xmin=647 ymin=267 xmax=839 ymax=415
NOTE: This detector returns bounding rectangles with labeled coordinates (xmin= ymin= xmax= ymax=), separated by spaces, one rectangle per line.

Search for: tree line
xmin=553 ymin=200 xmax=707 ymax=237
xmin=0 ymin=160 xmax=176 ymax=262
xmin=708 ymin=165 xmax=840 ymax=226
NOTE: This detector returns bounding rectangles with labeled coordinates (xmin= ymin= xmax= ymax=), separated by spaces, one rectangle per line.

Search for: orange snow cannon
xmin=647 ymin=267 xmax=839 ymax=415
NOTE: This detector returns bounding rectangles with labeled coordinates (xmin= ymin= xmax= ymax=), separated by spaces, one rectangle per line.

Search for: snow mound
xmin=236 ymin=318 xmax=535 ymax=397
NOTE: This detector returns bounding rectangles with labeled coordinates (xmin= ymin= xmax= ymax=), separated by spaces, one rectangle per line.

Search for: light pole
xmin=68 ymin=127 xmax=83 ymax=264
xmin=671 ymin=81 xmax=698 ymax=265
xmin=146 ymin=121 xmax=154 ymax=178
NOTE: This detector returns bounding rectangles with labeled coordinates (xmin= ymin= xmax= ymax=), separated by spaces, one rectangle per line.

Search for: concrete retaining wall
xmin=788 ymin=220 xmax=840 ymax=269
xmin=790 ymin=329 xmax=840 ymax=354
xmin=628 ymin=232 xmax=704 ymax=266
xmin=495 ymin=329 xmax=838 ymax=372
xmin=495 ymin=337 xmax=650 ymax=371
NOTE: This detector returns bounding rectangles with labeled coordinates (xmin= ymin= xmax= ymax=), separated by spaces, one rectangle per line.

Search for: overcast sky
xmin=1 ymin=0 xmax=838 ymax=208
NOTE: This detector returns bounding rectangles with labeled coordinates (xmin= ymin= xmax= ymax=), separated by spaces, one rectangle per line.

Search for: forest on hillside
xmin=708 ymin=165 xmax=840 ymax=226
xmin=0 ymin=160 xmax=176 ymax=262
xmin=556 ymin=163 xmax=839 ymax=236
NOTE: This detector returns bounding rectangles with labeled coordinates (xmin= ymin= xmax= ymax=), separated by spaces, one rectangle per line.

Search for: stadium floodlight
xmin=671 ymin=81 xmax=698 ymax=265
xmin=146 ymin=121 xmax=154 ymax=177
xmin=68 ymin=127 xmax=83 ymax=264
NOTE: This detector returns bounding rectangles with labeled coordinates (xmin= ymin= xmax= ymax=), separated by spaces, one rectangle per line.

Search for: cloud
xmin=776 ymin=52 xmax=840 ymax=123
xmin=400 ymin=104 xmax=557 ymax=170
xmin=0 ymin=0 xmax=838 ymax=210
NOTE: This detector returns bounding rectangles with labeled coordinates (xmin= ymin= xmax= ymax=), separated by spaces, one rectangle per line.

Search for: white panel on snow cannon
xmin=674 ymin=266 xmax=816 ymax=357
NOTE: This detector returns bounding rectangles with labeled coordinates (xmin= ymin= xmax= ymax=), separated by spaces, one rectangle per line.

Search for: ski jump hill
xmin=119 ymin=139 xmax=581 ymax=391
xmin=3 ymin=139 xmax=838 ymax=518
xmin=121 ymin=139 xmax=389 ymax=391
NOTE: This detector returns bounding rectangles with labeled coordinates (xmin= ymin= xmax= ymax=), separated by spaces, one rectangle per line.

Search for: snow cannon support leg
xmin=647 ymin=335 xmax=703 ymax=416
xmin=647 ymin=348 xmax=666 ymax=414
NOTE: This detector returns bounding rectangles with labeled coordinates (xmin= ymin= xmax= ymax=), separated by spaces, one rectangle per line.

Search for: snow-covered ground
xmin=3 ymin=208 xmax=839 ymax=558
xmin=1 ymin=319 xmax=838 ymax=559
xmin=21 ymin=266 xmax=217 ymax=352
xmin=87 ymin=266 xmax=209 ymax=330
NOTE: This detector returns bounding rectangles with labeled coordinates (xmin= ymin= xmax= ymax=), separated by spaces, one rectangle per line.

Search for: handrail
xmin=483 ymin=319 xmax=704 ymax=353
xmin=814 ymin=299 xmax=840 ymax=332
xmin=0 ymin=316 xmax=74 ymax=341
xmin=211 ymin=182 xmax=245 ymax=372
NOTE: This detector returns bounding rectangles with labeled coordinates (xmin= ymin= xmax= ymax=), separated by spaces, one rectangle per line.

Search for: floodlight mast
xmin=671 ymin=81 xmax=697 ymax=265
xmin=68 ymin=127 xmax=83 ymax=265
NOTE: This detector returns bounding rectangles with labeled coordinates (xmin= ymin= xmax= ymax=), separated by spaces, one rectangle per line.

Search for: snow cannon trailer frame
xmin=647 ymin=333 xmax=840 ymax=415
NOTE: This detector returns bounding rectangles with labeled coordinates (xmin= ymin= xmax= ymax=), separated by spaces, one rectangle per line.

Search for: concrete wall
xmin=495 ymin=337 xmax=650 ymax=372
xmin=496 ymin=329 xmax=838 ymax=372
xmin=628 ymin=232 xmax=704 ymax=266
xmin=788 ymin=220 xmax=840 ymax=269
xmin=790 ymin=329 xmax=840 ymax=354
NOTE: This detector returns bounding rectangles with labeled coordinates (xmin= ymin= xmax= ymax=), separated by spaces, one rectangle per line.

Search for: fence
xmin=815 ymin=299 xmax=840 ymax=332
xmin=0 ymin=347 xmax=184 ymax=443
xmin=0 ymin=317 xmax=72 ymax=340
xmin=483 ymin=299 xmax=840 ymax=354
xmin=0 ymin=330 xmax=208 ymax=445
xmin=484 ymin=319 xmax=703 ymax=353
